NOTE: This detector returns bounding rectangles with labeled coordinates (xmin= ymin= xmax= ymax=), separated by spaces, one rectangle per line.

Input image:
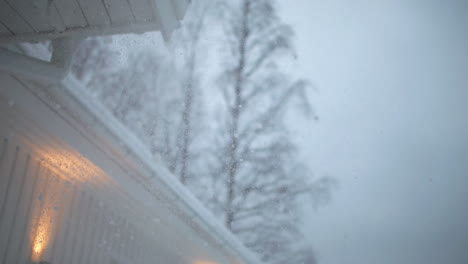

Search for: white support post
xmin=0 ymin=37 xmax=83 ymax=83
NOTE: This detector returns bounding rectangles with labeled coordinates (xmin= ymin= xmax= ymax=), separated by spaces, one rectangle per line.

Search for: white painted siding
xmin=53 ymin=0 xmax=88 ymax=28
xmin=0 ymin=72 xmax=261 ymax=264
xmin=77 ymin=0 xmax=110 ymax=26
xmin=5 ymin=0 xmax=55 ymax=32
xmin=0 ymin=135 xmax=182 ymax=264
xmin=0 ymin=22 xmax=11 ymax=36
xmin=0 ymin=1 xmax=33 ymax=35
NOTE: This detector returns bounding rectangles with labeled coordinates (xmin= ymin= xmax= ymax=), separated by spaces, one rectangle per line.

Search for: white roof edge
xmin=60 ymin=75 xmax=262 ymax=264
xmin=0 ymin=23 xmax=161 ymax=44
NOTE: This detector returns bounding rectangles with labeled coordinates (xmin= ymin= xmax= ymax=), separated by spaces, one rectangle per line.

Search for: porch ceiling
xmin=0 ymin=0 xmax=189 ymax=43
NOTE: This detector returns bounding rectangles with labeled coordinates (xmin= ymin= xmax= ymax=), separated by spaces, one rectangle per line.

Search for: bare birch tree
xmin=197 ymin=0 xmax=335 ymax=263
xmin=72 ymin=38 xmax=182 ymax=162
xmin=169 ymin=0 xmax=212 ymax=184
xmin=70 ymin=5 xmax=333 ymax=263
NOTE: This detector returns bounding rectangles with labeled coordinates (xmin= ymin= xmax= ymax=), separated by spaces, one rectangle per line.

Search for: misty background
xmin=279 ymin=0 xmax=468 ymax=263
xmin=63 ymin=0 xmax=468 ymax=263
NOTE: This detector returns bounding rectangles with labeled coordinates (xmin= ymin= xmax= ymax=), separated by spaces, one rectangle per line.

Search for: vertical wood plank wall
xmin=0 ymin=134 xmax=169 ymax=264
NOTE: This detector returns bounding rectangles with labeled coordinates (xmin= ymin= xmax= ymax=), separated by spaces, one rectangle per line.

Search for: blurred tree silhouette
xmin=194 ymin=0 xmax=334 ymax=263
xmin=70 ymin=1 xmax=334 ymax=263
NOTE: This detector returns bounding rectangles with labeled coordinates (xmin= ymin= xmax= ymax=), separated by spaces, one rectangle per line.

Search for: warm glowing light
xmin=41 ymin=148 xmax=103 ymax=183
xmin=34 ymin=145 xmax=111 ymax=186
xmin=193 ymin=261 xmax=218 ymax=264
xmin=25 ymin=141 xmax=113 ymax=262
xmin=31 ymin=209 xmax=53 ymax=262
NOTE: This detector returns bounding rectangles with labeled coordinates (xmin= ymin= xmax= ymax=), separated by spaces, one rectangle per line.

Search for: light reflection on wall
xmin=30 ymin=175 xmax=60 ymax=263
xmin=28 ymin=144 xmax=111 ymax=262
xmin=193 ymin=261 xmax=218 ymax=264
xmin=31 ymin=209 xmax=53 ymax=262
xmin=37 ymin=146 xmax=110 ymax=185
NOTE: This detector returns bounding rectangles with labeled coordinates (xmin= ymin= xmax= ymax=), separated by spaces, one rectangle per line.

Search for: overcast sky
xmin=279 ymin=0 xmax=468 ymax=263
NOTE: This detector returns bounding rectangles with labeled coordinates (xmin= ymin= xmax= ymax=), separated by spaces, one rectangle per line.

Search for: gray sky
xmin=279 ymin=0 xmax=468 ymax=263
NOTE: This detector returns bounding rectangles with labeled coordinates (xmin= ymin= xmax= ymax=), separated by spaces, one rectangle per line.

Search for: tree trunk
xmin=226 ymin=0 xmax=250 ymax=230
xmin=179 ymin=48 xmax=196 ymax=184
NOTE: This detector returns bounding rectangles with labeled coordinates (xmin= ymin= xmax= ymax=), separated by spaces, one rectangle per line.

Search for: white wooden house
xmin=0 ymin=1 xmax=260 ymax=263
